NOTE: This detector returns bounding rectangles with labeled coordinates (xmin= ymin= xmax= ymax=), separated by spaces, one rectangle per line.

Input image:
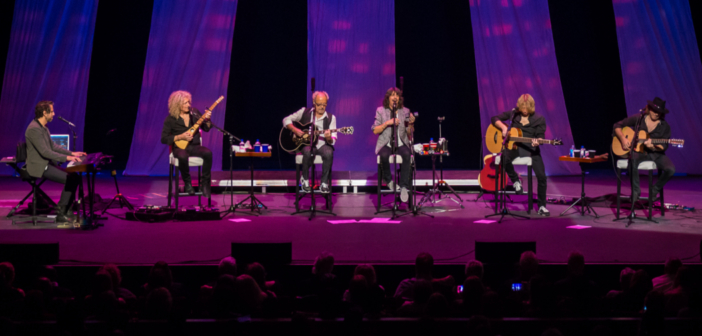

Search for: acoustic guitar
xmin=611 ymin=126 xmax=684 ymax=157
xmin=485 ymin=124 xmax=563 ymax=154
xmin=478 ymin=154 xmax=508 ymax=192
xmin=174 ymin=96 xmax=224 ymax=150
xmin=279 ymin=121 xmax=354 ymax=153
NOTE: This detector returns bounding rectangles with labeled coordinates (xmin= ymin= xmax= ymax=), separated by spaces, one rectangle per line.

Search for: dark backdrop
xmin=1 ymin=0 xmax=700 ymax=173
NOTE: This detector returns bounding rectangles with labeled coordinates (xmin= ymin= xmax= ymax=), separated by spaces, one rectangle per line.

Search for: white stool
xmin=494 ymin=154 xmax=534 ymax=214
xmin=616 ymin=159 xmax=665 ymax=220
xmin=294 ymin=153 xmax=333 ymax=214
xmin=168 ymin=152 xmax=210 ymax=209
xmin=376 ymin=154 xmax=414 ymax=212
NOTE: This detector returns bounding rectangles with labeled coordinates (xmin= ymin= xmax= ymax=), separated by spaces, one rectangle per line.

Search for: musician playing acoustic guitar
xmin=613 ymin=97 xmax=675 ymax=203
xmin=491 ymin=94 xmax=549 ymax=216
xmin=283 ymin=91 xmax=337 ymax=194
xmin=160 ymin=90 xmax=213 ymax=197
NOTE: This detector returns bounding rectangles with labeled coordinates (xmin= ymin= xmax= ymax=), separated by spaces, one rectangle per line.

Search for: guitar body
xmin=174 ymin=96 xmax=225 ymax=149
xmin=479 ymin=154 xmax=508 ymax=192
xmin=611 ymin=127 xmax=643 ymax=156
xmin=279 ymin=121 xmax=316 ymax=153
xmin=485 ymin=124 xmax=504 ymax=154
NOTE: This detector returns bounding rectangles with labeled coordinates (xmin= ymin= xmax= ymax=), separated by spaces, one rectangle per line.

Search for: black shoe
xmin=649 ymin=187 xmax=661 ymax=202
xmin=55 ymin=206 xmax=75 ymax=223
xmin=630 ymin=190 xmax=640 ymax=204
xmin=200 ymin=176 xmax=211 ymax=198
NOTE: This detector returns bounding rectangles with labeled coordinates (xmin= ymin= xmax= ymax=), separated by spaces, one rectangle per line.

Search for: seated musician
xmin=613 ymin=97 xmax=674 ymax=203
xmin=160 ymin=91 xmax=213 ymax=197
xmin=491 ymin=94 xmax=549 ymax=216
xmin=283 ymin=91 xmax=336 ymax=193
xmin=372 ymin=87 xmax=414 ymax=203
xmin=24 ymin=101 xmax=86 ymax=222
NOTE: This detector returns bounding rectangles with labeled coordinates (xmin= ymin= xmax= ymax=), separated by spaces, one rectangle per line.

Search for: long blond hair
xmin=168 ymin=90 xmax=191 ymax=119
xmin=516 ymin=94 xmax=535 ymax=115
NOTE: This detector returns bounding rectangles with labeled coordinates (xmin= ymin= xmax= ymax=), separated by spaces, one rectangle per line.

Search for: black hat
xmin=647 ymin=97 xmax=669 ymax=114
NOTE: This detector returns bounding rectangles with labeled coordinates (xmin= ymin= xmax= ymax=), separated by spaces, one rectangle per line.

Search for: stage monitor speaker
xmin=475 ymin=241 xmax=536 ymax=264
xmin=0 ymin=242 xmax=59 ymax=265
xmin=231 ymin=242 xmax=292 ymax=267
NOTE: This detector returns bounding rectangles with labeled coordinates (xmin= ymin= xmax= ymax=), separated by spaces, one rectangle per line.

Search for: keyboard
xmin=66 ymin=153 xmax=111 ymax=173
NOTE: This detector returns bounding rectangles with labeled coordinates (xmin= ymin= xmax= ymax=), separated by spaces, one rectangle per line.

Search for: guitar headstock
xmin=340 ymin=126 xmax=354 ymax=135
xmin=552 ymin=139 xmax=563 ymax=146
xmin=671 ymin=139 xmax=684 ymax=148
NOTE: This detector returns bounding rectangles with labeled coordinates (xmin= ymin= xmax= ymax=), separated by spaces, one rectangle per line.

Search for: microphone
xmin=57 ymin=116 xmax=76 ymax=127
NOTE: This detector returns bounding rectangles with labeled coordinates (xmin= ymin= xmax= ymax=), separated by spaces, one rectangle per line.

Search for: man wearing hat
xmin=613 ymin=97 xmax=675 ymax=202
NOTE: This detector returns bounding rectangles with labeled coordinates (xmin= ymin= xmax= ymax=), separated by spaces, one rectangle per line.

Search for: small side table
xmin=558 ymin=156 xmax=607 ymax=218
xmin=235 ymin=151 xmax=271 ymax=214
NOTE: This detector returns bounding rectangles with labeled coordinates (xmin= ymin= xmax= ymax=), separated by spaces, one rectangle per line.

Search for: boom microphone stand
xmin=210 ymin=123 xmax=241 ymax=216
xmin=485 ymin=111 xmax=529 ymax=223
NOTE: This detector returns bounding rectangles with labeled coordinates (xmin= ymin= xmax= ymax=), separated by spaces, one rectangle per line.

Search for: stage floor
xmin=1 ymin=172 xmax=701 ymax=265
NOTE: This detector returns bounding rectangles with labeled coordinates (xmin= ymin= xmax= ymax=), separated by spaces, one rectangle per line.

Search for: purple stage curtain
xmin=470 ymin=0 xmax=578 ymax=176
xmin=124 ymin=0 xmax=238 ymax=175
xmin=307 ymin=0 xmax=396 ymax=171
xmin=0 ymin=0 xmax=98 ymax=175
xmin=612 ymin=0 xmax=702 ymax=174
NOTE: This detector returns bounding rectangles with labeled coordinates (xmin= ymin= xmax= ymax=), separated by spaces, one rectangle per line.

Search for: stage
xmin=1 ymin=171 xmax=701 ymax=266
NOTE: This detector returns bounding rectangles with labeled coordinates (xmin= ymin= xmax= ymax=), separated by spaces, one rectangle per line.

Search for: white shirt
xmin=283 ymin=107 xmax=337 ymax=149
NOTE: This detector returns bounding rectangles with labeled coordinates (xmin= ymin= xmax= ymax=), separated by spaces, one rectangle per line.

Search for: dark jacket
xmin=491 ymin=110 xmax=547 ymax=155
xmin=24 ymin=119 xmax=72 ymax=178
xmin=161 ymin=108 xmax=211 ymax=147
xmin=613 ymin=114 xmax=671 ymax=157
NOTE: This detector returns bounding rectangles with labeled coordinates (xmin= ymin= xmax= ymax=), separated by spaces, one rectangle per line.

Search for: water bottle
xmin=254 ymin=139 xmax=261 ymax=152
xmin=580 ymin=146 xmax=585 ymax=158
xmin=239 ymin=139 xmax=245 ymax=152
xmin=570 ymin=145 xmax=575 ymax=158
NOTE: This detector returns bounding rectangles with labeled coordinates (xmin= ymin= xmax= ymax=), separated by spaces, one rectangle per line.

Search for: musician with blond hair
xmin=160 ymin=90 xmax=213 ymax=197
xmin=491 ymin=94 xmax=549 ymax=216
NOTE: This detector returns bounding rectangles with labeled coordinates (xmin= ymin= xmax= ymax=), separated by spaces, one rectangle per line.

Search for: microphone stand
xmin=485 ymin=109 xmax=529 ymax=223
xmin=210 ymin=123 xmax=241 ymax=216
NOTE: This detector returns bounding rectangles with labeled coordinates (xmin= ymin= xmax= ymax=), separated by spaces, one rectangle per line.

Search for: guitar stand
xmin=101 ymin=171 xmax=134 ymax=215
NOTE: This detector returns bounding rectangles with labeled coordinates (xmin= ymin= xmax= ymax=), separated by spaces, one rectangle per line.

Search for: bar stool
xmin=168 ymin=152 xmax=211 ymax=209
xmin=494 ymin=154 xmax=534 ymax=214
xmin=616 ymin=159 xmax=664 ymax=220
xmin=293 ymin=153 xmax=334 ymax=215
xmin=12 ymin=167 xmax=56 ymax=226
xmin=376 ymin=154 xmax=413 ymax=212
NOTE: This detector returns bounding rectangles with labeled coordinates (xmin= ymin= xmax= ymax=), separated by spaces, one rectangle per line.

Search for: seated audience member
xmin=235 ymin=274 xmax=267 ymax=315
xmin=525 ymin=275 xmax=557 ymax=318
xmin=396 ymin=279 xmax=432 ymax=317
xmin=344 ymin=274 xmax=370 ymax=314
xmin=245 ymin=262 xmax=276 ymax=298
xmin=606 ymin=267 xmax=635 ymax=299
xmin=142 ymin=261 xmax=184 ymax=298
xmin=203 ymin=256 xmax=237 ymax=290
xmin=426 ymin=292 xmax=449 ymax=318
xmin=300 ymin=251 xmax=339 ymax=296
xmin=343 ymin=264 xmax=385 ymax=314
xmin=460 ymin=276 xmax=486 ymax=317
xmin=22 ymin=288 xmax=52 ymax=321
xmin=465 ymin=260 xmax=484 ymax=282
xmin=502 ymin=251 xmax=539 ymax=315
xmin=652 ymin=257 xmax=682 ymax=292
xmin=0 ymin=262 xmax=25 ymax=318
xmin=664 ymin=266 xmax=696 ymax=316
xmin=39 ymin=265 xmax=73 ymax=299
xmin=84 ymin=271 xmax=122 ymax=318
xmin=100 ymin=264 xmax=136 ymax=305
xmin=554 ymin=251 xmax=596 ymax=316
xmin=394 ymin=252 xmax=454 ymax=302
xmin=209 ymin=274 xmax=237 ymax=318
xmin=143 ymin=287 xmax=172 ymax=320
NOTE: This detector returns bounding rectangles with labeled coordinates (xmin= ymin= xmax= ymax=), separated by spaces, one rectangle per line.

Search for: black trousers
xmin=629 ymin=152 xmax=675 ymax=197
xmin=503 ymin=148 xmax=547 ymax=207
xmin=42 ymin=164 xmax=80 ymax=211
xmin=172 ymin=144 xmax=212 ymax=181
xmin=378 ymin=144 xmax=412 ymax=188
xmin=300 ymin=144 xmax=334 ymax=184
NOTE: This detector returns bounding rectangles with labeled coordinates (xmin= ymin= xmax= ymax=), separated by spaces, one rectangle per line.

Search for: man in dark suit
xmin=25 ymin=101 xmax=85 ymax=222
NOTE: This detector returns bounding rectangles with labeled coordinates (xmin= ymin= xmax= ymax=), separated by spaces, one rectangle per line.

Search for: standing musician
xmin=160 ymin=90 xmax=213 ymax=198
xmin=491 ymin=94 xmax=550 ymax=216
xmin=25 ymin=101 xmax=86 ymax=222
xmin=372 ymin=87 xmax=414 ymax=203
xmin=283 ymin=91 xmax=337 ymax=193
xmin=613 ymin=97 xmax=674 ymax=203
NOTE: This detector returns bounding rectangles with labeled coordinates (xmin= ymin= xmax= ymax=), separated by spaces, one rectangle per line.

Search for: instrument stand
xmin=614 ymin=113 xmax=657 ymax=227
xmin=434 ymin=117 xmax=464 ymax=207
xmin=485 ymin=116 xmax=529 ymax=223
xmin=235 ymin=155 xmax=267 ymax=215
xmin=292 ymin=139 xmax=336 ymax=220
xmin=417 ymin=154 xmax=462 ymax=211
xmin=101 ymin=170 xmax=134 ymax=215
xmin=212 ymin=126 xmax=240 ymax=217
xmin=560 ymin=165 xmax=598 ymax=218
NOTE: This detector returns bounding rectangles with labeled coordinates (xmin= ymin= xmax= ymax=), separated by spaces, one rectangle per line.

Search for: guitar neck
xmin=312 ymin=128 xmax=346 ymax=135
xmin=190 ymin=96 xmax=225 ymax=130
xmin=511 ymin=137 xmax=555 ymax=145
xmin=637 ymin=138 xmax=674 ymax=144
